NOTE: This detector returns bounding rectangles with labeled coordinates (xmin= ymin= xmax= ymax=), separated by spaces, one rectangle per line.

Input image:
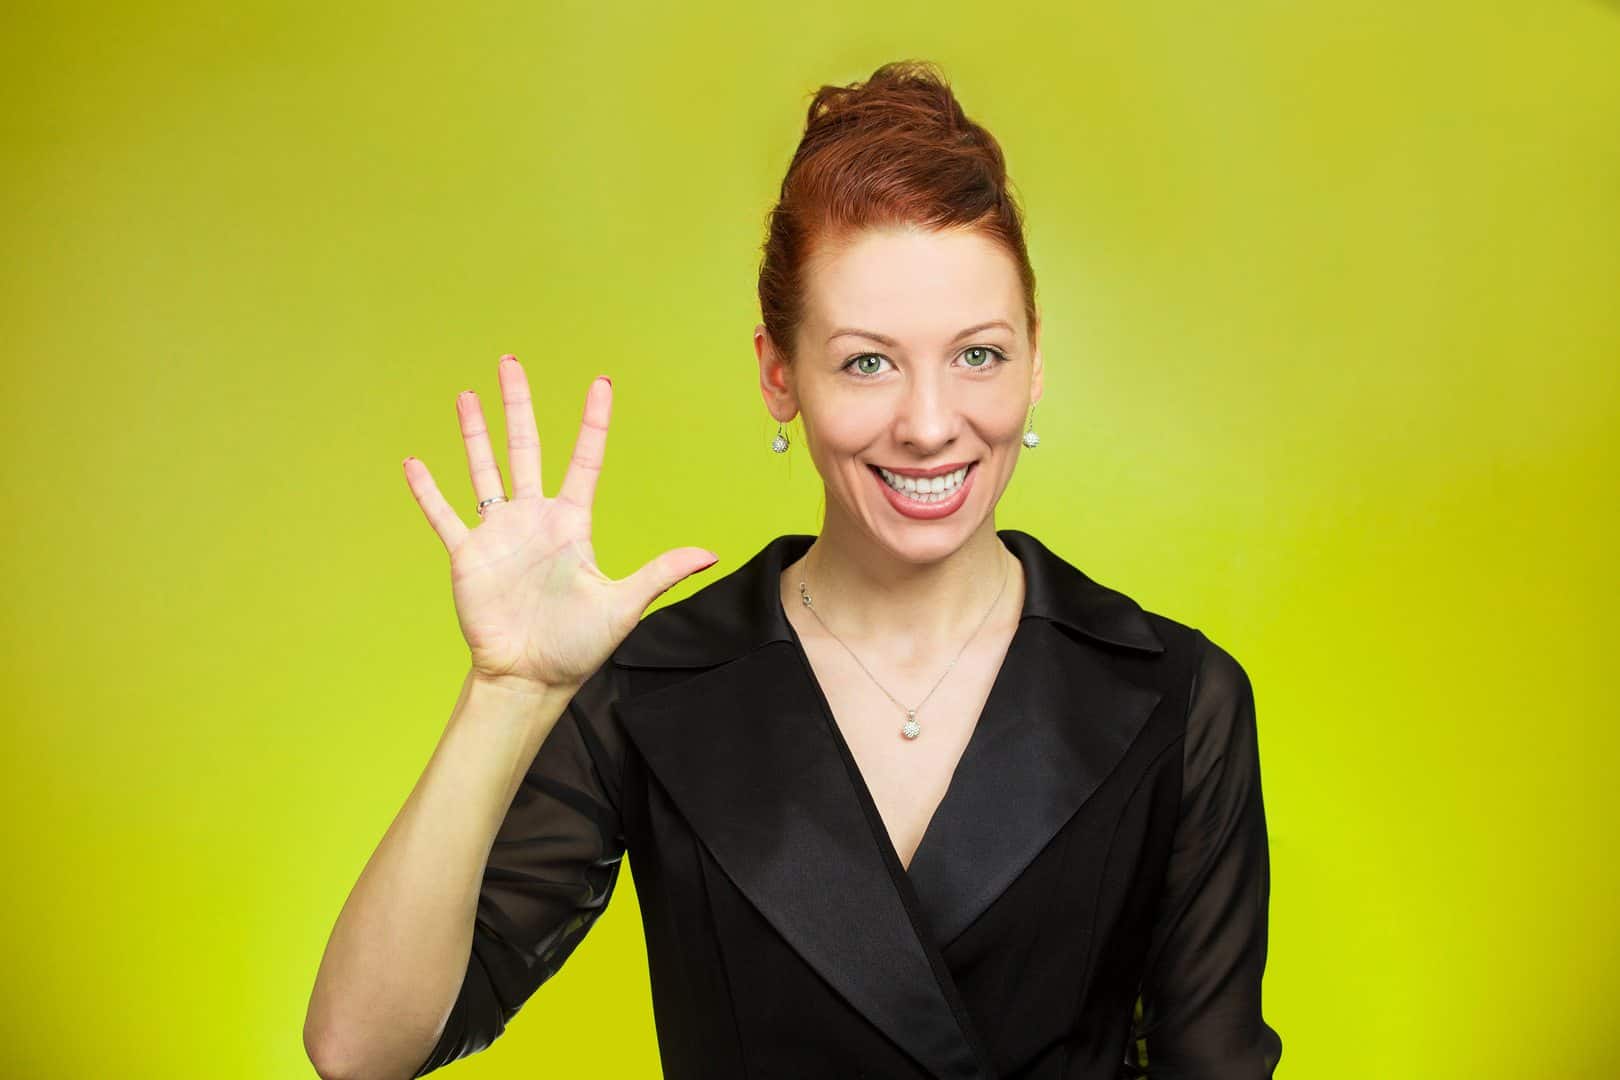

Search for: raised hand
xmin=402 ymin=356 xmax=719 ymax=691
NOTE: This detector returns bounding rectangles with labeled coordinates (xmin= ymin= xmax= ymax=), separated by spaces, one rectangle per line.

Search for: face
xmin=755 ymin=224 xmax=1043 ymax=563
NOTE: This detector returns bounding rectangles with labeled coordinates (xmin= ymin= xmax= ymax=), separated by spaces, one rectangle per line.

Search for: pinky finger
xmin=403 ymin=457 xmax=470 ymax=553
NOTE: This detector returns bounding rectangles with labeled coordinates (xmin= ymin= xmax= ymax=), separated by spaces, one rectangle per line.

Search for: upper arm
xmin=1133 ymin=631 xmax=1283 ymax=1078
xmin=414 ymin=659 xmax=630 ymax=1077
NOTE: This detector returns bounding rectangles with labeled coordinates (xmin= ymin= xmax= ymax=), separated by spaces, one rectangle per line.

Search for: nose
xmin=890 ymin=371 xmax=959 ymax=453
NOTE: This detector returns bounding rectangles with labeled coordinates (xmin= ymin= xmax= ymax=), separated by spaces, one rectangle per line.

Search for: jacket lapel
xmin=902 ymin=617 xmax=1163 ymax=947
xmin=609 ymin=529 xmax=1166 ymax=1077
xmin=615 ymin=644 xmax=993 ymax=1079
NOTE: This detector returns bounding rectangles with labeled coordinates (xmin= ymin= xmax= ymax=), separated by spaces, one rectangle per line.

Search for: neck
xmin=785 ymin=513 xmax=1021 ymax=655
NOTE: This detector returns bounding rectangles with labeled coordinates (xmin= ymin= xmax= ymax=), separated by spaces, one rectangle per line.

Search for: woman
xmin=305 ymin=60 xmax=1282 ymax=1079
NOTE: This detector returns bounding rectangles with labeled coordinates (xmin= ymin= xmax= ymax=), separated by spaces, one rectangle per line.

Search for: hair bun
xmin=802 ymin=61 xmax=1002 ymax=174
xmin=758 ymin=59 xmax=1037 ymax=363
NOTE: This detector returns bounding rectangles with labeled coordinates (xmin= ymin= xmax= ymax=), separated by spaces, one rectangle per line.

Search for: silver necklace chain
xmin=796 ymin=548 xmax=1011 ymax=741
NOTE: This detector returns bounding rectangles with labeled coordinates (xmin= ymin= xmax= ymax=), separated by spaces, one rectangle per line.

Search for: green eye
xmin=845 ymin=354 xmax=890 ymax=376
xmin=841 ymin=347 xmax=1008 ymax=377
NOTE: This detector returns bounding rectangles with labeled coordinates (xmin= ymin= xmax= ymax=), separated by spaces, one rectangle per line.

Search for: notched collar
xmin=611 ymin=528 xmax=1165 ymax=670
xmin=608 ymin=528 xmax=1169 ymax=1077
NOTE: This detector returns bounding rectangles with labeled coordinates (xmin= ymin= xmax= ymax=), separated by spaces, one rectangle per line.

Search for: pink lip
xmin=874 ymin=460 xmax=975 ymax=479
xmin=869 ymin=462 xmax=977 ymax=520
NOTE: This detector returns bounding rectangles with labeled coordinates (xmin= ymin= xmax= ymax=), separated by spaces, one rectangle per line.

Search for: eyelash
xmin=840 ymin=345 xmax=1011 ymax=378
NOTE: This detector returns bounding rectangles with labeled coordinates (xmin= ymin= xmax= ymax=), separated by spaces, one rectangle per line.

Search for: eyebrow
xmin=826 ymin=319 xmax=1016 ymax=348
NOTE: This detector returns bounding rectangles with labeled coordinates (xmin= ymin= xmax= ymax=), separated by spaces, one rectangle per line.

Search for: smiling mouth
xmin=868 ymin=462 xmax=976 ymax=501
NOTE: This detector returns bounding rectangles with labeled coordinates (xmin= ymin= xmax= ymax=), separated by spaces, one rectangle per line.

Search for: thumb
xmin=624 ymin=546 xmax=721 ymax=614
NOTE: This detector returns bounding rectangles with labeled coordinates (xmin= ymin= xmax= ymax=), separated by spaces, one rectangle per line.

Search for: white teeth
xmin=876 ymin=465 xmax=970 ymax=502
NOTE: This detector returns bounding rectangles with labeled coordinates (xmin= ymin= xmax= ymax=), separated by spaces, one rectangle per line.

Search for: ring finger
xmin=457 ymin=389 xmax=508 ymax=509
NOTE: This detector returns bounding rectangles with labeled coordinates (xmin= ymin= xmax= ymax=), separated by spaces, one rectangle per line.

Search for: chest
xmin=793 ymin=625 xmax=1019 ymax=872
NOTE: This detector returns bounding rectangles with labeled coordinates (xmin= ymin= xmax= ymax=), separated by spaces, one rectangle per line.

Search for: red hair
xmin=757 ymin=59 xmax=1040 ymax=366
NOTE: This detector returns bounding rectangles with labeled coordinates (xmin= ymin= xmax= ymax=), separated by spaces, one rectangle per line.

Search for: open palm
xmin=402 ymin=357 xmax=718 ymax=691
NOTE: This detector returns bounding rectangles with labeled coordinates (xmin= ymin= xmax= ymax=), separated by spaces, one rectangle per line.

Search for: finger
xmin=622 ymin=546 xmax=721 ymax=615
xmin=556 ymin=375 xmax=612 ymax=510
xmin=402 ymin=456 xmax=470 ymax=553
xmin=457 ymin=389 xmax=508 ymax=508
xmin=497 ymin=354 xmax=543 ymax=499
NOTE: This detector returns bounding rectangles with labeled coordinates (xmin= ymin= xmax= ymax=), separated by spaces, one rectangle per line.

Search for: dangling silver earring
xmin=1022 ymin=405 xmax=1041 ymax=448
xmin=771 ymin=423 xmax=790 ymax=453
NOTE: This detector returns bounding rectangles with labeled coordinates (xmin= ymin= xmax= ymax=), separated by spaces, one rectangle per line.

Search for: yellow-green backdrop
xmin=4 ymin=2 xmax=1616 ymax=1077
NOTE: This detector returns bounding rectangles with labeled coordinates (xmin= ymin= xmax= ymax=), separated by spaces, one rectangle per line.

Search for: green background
xmin=4 ymin=2 xmax=1617 ymax=1076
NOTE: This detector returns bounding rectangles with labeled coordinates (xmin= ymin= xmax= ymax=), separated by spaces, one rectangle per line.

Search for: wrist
xmin=457 ymin=670 xmax=581 ymax=751
xmin=467 ymin=668 xmax=577 ymax=699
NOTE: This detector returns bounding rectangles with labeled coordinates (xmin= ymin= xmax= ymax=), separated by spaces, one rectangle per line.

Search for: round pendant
xmin=901 ymin=717 xmax=921 ymax=739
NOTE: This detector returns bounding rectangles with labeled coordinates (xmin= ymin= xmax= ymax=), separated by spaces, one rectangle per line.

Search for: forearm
xmin=304 ymin=668 xmax=580 ymax=1080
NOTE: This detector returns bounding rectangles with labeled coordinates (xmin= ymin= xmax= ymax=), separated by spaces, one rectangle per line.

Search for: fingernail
xmin=402 ymin=456 xmax=414 ymax=467
xmin=599 ymin=375 xmax=612 ymax=386
xmin=500 ymin=354 xmax=517 ymax=364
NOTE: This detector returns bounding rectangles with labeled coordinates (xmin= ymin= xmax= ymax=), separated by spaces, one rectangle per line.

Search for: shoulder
xmin=1050 ymin=549 xmax=1254 ymax=734
xmin=1131 ymin=606 xmax=1255 ymax=727
xmin=1186 ymin=629 xmax=1254 ymax=714
xmin=1054 ymin=537 xmax=1250 ymax=707
xmin=1159 ymin=620 xmax=1265 ymax=800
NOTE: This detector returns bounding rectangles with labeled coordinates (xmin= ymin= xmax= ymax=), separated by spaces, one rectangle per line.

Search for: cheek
xmin=969 ymin=398 xmax=1029 ymax=444
xmin=806 ymin=401 xmax=888 ymax=455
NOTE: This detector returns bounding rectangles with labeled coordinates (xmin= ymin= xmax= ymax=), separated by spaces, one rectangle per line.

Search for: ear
xmin=755 ymin=324 xmax=800 ymax=423
xmin=1028 ymin=316 xmax=1044 ymax=407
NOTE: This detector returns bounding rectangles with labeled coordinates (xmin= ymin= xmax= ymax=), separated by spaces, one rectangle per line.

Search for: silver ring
xmin=476 ymin=495 xmax=508 ymax=517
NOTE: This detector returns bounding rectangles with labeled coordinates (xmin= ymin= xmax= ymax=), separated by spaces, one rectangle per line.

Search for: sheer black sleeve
xmin=414 ymin=659 xmax=629 ymax=1077
xmin=1132 ymin=631 xmax=1283 ymax=1078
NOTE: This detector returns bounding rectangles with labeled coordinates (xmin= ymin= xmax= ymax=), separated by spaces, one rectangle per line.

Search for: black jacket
xmin=415 ymin=529 xmax=1283 ymax=1079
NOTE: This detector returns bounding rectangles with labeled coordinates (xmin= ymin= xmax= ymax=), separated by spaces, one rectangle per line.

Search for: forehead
xmin=802 ymin=226 xmax=1022 ymax=339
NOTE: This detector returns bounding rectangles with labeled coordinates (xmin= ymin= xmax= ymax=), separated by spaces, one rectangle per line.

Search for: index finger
xmin=555 ymin=375 xmax=612 ymax=510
